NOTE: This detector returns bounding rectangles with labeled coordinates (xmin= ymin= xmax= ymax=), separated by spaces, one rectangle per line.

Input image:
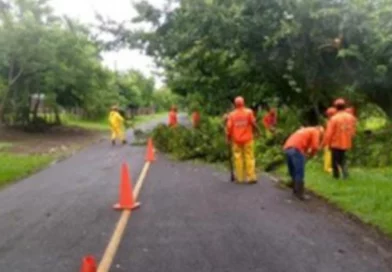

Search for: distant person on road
xmin=108 ymin=105 xmax=126 ymax=146
xmin=323 ymin=107 xmax=337 ymax=173
xmin=168 ymin=106 xmax=178 ymax=127
xmin=323 ymin=99 xmax=357 ymax=179
xmin=191 ymin=109 xmax=201 ymax=128
xmin=283 ymin=126 xmax=324 ymax=200
xmin=226 ymin=96 xmax=258 ymax=184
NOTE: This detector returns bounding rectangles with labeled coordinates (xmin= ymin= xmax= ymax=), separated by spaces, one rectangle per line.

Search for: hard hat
xmin=111 ymin=105 xmax=118 ymax=110
xmin=346 ymin=107 xmax=355 ymax=115
xmin=325 ymin=107 xmax=337 ymax=117
xmin=333 ymin=98 xmax=346 ymax=107
xmin=234 ymin=96 xmax=245 ymax=108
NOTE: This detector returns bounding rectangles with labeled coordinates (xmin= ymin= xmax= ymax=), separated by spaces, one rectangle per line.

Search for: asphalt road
xmin=0 ymin=118 xmax=166 ymax=272
xmin=1 ymin=114 xmax=392 ymax=272
xmin=111 ymin=158 xmax=392 ymax=272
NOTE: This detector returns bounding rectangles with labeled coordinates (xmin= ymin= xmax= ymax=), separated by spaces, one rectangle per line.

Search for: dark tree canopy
xmin=99 ymin=0 xmax=392 ymax=120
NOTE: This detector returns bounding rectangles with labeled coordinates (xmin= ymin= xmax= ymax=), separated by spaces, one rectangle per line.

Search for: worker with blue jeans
xmin=285 ymin=148 xmax=305 ymax=188
xmin=283 ymin=126 xmax=324 ymax=200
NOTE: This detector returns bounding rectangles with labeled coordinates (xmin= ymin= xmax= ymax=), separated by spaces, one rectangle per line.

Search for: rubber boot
xmin=122 ymin=139 xmax=127 ymax=145
xmin=111 ymin=140 xmax=115 ymax=146
xmin=292 ymin=181 xmax=297 ymax=195
xmin=294 ymin=182 xmax=305 ymax=201
xmin=248 ymin=180 xmax=258 ymax=185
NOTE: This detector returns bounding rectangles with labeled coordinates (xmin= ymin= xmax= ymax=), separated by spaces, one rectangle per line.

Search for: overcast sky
xmin=50 ymin=0 xmax=165 ymax=85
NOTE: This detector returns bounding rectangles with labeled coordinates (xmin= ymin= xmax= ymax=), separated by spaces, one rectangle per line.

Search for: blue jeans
xmin=285 ymin=148 xmax=305 ymax=184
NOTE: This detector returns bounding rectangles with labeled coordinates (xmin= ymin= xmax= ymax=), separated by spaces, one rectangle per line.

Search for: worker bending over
xmin=108 ymin=105 xmax=126 ymax=146
xmin=283 ymin=126 xmax=324 ymax=200
xmin=226 ymin=96 xmax=258 ymax=184
xmin=323 ymin=99 xmax=356 ymax=179
xmin=323 ymin=107 xmax=337 ymax=173
xmin=168 ymin=106 xmax=178 ymax=127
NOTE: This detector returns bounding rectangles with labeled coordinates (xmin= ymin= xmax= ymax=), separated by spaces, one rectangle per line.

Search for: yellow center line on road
xmin=97 ymin=162 xmax=151 ymax=272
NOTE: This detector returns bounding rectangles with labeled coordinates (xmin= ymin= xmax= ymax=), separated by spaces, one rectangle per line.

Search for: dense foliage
xmin=152 ymin=113 xmax=392 ymax=170
xmin=151 ymin=111 xmax=301 ymax=170
xmin=101 ymin=0 xmax=392 ymax=123
xmin=0 ymin=0 xmax=175 ymax=129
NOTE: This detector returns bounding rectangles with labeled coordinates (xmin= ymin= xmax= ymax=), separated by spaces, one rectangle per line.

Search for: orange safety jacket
xmin=323 ymin=111 xmax=356 ymax=150
xmin=226 ymin=107 xmax=256 ymax=144
xmin=262 ymin=110 xmax=277 ymax=130
xmin=191 ymin=111 xmax=200 ymax=127
xmin=284 ymin=127 xmax=322 ymax=156
xmin=168 ymin=110 xmax=178 ymax=127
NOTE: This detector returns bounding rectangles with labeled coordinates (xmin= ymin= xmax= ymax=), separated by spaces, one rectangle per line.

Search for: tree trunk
xmin=0 ymin=86 xmax=10 ymax=123
xmin=0 ymin=60 xmax=24 ymax=124
xmin=54 ymin=106 xmax=61 ymax=125
xmin=32 ymin=98 xmax=40 ymax=122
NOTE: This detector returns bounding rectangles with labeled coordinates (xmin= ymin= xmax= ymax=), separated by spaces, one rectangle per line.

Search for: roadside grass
xmin=0 ymin=152 xmax=53 ymax=188
xmin=62 ymin=114 xmax=108 ymax=131
xmin=0 ymin=112 xmax=167 ymax=188
xmin=0 ymin=142 xmax=12 ymax=151
xmin=276 ymin=161 xmax=392 ymax=236
xmin=62 ymin=112 xmax=167 ymax=131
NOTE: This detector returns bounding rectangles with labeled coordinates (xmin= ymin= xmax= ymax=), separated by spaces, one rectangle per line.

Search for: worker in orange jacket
xmin=262 ymin=108 xmax=277 ymax=138
xmin=283 ymin=126 xmax=324 ymax=200
xmin=323 ymin=107 xmax=337 ymax=173
xmin=226 ymin=96 xmax=258 ymax=184
xmin=191 ymin=109 xmax=201 ymax=128
xmin=168 ymin=106 xmax=178 ymax=127
xmin=323 ymin=99 xmax=357 ymax=179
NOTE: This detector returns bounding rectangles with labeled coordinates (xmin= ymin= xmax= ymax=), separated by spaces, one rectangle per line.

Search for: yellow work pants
xmin=232 ymin=140 xmax=256 ymax=183
xmin=111 ymin=126 xmax=125 ymax=141
xmin=323 ymin=146 xmax=332 ymax=173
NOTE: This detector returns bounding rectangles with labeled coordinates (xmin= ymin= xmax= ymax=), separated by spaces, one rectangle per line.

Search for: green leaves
xmin=97 ymin=0 xmax=392 ymax=119
xmin=0 ymin=0 xmax=118 ymax=125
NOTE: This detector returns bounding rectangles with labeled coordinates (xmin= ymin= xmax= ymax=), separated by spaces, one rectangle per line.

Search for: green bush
xmin=349 ymin=130 xmax=392 ymax=167
xmin=152 ymin=117 xmax=228 ymax=162
xmin=152 ymin=117 xmax=286 ymax=170
xmin=152 ymin=113 xmax=392 ymax=169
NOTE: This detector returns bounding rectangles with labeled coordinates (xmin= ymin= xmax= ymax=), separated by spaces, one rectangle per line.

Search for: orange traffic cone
xmin=145 ymin=138 xmax=156 ymax=162
xmin=113 ymin=163 xmax=140 ymax=210
xmin=80 ymin=255 xmax=97 ymax=272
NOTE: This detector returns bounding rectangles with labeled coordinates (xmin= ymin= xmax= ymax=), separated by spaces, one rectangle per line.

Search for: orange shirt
xmin=323 ymin=111 xmax=356 ymax=150
xmin=168 ymin=110 xmax=178 ymax=127
xmin=262 ymin=110 xmax=277 ymax=130
xmin=191 ymin=111 xmax=200 ymax=127
xmin=284 ymin=127 xmax=322 ymax=155
xmin=226 ymin=107 xmax=256 ymax=144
